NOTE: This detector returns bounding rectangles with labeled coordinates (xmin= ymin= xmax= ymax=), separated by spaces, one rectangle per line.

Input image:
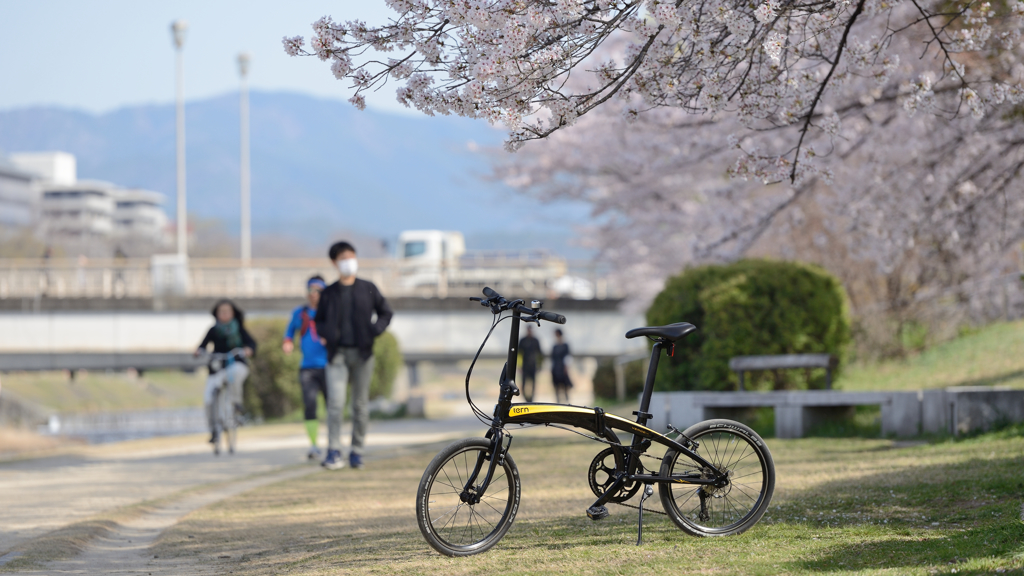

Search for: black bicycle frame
xmin=458 ymin=305 xmax=728 ymax=505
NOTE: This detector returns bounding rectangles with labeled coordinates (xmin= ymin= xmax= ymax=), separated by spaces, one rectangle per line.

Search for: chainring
xmin=587 ymin=447 xmax=641 ymax=503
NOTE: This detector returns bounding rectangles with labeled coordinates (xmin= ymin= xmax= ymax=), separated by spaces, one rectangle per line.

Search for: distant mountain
xmin=0 ymin=91 xmax=591 ymax=257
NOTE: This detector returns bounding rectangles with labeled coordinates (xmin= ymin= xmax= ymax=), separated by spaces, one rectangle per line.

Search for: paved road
xmin=0 ymin=416 xmax=488 ymax=558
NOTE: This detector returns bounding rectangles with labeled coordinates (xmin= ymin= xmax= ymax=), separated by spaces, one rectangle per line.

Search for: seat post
xmin=635 ymin=342 xmax=663 ymax=424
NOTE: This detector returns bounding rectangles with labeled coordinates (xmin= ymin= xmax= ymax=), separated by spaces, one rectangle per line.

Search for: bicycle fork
xmin=460 ymin=430 xmax=511 ymax=505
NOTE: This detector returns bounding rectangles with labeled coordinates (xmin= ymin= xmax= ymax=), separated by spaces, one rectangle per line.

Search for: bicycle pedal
xmin=586 ymin=506 xmax=609 ymax=521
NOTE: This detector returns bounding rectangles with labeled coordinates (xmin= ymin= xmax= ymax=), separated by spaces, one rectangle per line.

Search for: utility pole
xmin=171 ymin=20 xmax=188 ymax=257
xmin=238 ymin=52 xmax=251 ymax=266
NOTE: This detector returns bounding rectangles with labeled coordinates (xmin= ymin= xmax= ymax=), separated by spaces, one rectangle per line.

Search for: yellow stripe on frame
xmin=507 ymin=404 xmax=595 ymax=417
xmin=506 ymin=405 xmax=667 ymax=439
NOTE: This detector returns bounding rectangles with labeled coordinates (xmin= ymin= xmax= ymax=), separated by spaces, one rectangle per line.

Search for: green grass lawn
xmin=151 ymin=427 xmax=1024 ymax=575
xmin=838 ymin=319 xmax=1024 ymax=391
xmin=0 ymin=369 xmax=205 ymax=413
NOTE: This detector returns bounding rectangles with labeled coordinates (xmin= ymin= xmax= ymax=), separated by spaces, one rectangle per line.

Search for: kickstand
xmin=636 ymin=484 xmax=655 ymax=546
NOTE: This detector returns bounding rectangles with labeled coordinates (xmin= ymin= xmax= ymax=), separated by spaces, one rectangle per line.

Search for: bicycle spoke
xmin=478 ymin=497 xmax=505 ymax=518
xmin=431 ymin=502 xmax=464 ymax=527
xmin=425 ymin=444 xmax=516 ymax=550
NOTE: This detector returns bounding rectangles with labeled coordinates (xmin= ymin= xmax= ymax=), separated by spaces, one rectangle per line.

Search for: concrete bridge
xmin=0 ymin=297 xmax=646 ymax=373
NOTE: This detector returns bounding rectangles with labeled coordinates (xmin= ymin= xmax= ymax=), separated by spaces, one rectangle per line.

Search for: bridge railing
xmin=0 ymin=257 xmax=621 ymax=300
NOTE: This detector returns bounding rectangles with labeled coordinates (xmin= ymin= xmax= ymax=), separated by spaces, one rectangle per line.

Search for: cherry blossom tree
xmin=285 ymin=1 xmax=1024 ymax=346
xmin=493 ymin=96 xmax=1024 ymax=348
xmin=286 ymin=0 xmax=1024 ymax=183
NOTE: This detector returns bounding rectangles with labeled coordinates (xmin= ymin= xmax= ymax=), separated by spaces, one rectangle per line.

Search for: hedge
xmin=647 ymin=259 xmax=851 ymax=391
xmin=243 ymin=318 xmax=403 ymax=419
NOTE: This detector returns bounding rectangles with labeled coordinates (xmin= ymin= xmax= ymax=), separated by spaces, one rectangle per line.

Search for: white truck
xmin=395 ymin=230 xmax=594 ymax=298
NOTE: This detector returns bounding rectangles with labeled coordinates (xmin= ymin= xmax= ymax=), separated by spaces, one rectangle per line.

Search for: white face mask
xmin=337 ymin=258 xmax=358 ymax=277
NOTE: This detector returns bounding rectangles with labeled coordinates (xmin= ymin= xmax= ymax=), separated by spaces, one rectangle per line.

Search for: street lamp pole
xmin=171 ymin=20 xmax=188 ymax=258
xmin=238 ymin=52 xmax=251 ymax=267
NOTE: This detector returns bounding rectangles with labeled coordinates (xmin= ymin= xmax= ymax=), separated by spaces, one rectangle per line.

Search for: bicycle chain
xmin=605 ymin=452 xmax=669 ymax=515
xmin=540 ymin=422 xmax=682 ymax=517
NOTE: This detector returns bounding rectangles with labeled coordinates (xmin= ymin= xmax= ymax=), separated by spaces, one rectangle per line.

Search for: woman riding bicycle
xmin=195 ymin=299 xmax=256 ymax=445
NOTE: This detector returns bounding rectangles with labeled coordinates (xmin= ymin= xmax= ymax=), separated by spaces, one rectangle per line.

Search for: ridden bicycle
xmin=415 ymin=288 xmax=776 ymax=556
xmin=201 ymin=348 xmax=247 ymax=456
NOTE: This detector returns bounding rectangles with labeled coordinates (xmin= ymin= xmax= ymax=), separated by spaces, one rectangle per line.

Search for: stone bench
xmin=728 ymin=354 xmax=835 ymax=390
xmin=646 ymin=387 xmax=1024 ymax=438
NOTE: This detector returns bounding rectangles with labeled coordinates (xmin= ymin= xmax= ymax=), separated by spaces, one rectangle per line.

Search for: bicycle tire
xmin=222 ymin=391 xmax=237 ymax=455
xmin=416 ymin=437 xmax=520 ymax=556
xmin=212 ymin=388 xmax=223 ymax=456
xmin=658 ymin=419 xmax=775 ymax=537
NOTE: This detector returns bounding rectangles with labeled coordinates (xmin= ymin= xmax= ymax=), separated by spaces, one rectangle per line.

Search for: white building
xmin=9 ymin=151 xmax=76 ymax=186
xmin=39 ymin=181 xmax=169 ymax=245
xmin=9 ymin=151 xmax=170 ymax=250
xmin=39 ymin=180 xmax=117 ymax=239
xmin=112 ymin=188 xmax=169 ymax=242
xmin=0 ymin=156 xmax=37 ymax=226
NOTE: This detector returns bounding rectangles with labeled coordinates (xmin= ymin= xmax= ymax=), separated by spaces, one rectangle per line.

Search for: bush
xmin=245 ymin=318 xmax=302 ymax=419
xmin=370 ymin=331 xmax=403 ymax=400
xmin=648 ymin=259 xmax=851 ymax=391
xmin=592 ymin=358 xmax=647 ymax=402
xmin=243 ymin=319 xmax=404 ymax=418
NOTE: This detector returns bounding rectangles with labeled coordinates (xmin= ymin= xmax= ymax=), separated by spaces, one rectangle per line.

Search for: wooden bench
xmin=728 ymin=353 xmax=835 ymax=390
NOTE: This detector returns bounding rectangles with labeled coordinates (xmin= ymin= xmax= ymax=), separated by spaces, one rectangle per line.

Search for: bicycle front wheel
xmin=416 ymin=437 xmax=520 ymax=556
xmin=659 ymin=419 xmax=775 ymax=537
xmin=221 ymin=388 xmax=237 ymax=454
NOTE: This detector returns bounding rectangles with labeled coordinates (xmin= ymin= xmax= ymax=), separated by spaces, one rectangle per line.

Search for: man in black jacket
xmin=315 ymin=241 xmax=393 ymax=469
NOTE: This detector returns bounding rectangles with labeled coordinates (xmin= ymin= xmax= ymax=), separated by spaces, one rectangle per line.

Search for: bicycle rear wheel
xmin=658 ymin=419 xmax=775 ymax=537
xmin=416 ymin=437 xmax=520 ymax=556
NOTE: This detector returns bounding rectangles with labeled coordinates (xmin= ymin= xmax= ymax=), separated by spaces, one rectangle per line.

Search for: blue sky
xmin=0 ymin=1 xmax=407 ymax=114
xmin=0 ymin=2 xmax=597 ymax=258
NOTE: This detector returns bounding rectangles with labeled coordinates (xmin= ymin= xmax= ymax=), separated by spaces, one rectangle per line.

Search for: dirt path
xmin=12 ymin=466 xmax=316 ymax=575
xmin=0 ymin=416 xmax=486 ymax=574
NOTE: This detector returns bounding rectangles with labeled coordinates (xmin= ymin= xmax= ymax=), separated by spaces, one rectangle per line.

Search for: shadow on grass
xmin=773 ymin=447 xmax=1024 ymax=574
xmin=794 ymin=523 xmax=1024 ymax=573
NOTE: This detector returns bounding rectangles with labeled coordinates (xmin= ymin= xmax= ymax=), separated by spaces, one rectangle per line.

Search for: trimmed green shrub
xmin=243 ymin=319 xmax=404 ymax=417
xmin=648 ymin=259 xmax=851 ymax=391
xmin=370 ymin=331 xmax=403 ymax=400
xmin=245 ymin=318 xmax=302 ymax=418
xmin=592 ymin=358 xmax=647 ymax=402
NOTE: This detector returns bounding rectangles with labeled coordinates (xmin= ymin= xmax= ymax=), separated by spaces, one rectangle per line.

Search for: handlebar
xmin=198 ymin=347 xmax=248 ymax=360
xmin=472 ymin=287 xmax=566 ymax=324
xmin=537 ymin=309 xmax=567 ymax=325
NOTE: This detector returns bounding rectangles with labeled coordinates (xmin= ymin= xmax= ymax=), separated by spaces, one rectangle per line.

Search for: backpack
xmin=299 ymin=308 xmax=317 ymax=338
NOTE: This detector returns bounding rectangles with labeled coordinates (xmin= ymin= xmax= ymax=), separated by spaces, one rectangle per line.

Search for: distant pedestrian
xmin=315 ymin=241 xmax=393 ymax=470
xmin=518 ymin=325 xmax=542 ymax=402
xmin=550 ymin=329 xmax=573 ymax=404
xmin=195 ymin=300 xmax=256 ymax=445
xmin=283 ymin=276 xmax=329 ymax=461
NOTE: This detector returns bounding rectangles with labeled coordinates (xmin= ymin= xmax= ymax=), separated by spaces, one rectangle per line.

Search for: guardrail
xmin=0 ymin=257 xmax=620 ymax=300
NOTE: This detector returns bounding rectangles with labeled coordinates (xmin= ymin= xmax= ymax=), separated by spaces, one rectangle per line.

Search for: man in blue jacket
xmin=283 ymin=276 xmax=329 ymax=460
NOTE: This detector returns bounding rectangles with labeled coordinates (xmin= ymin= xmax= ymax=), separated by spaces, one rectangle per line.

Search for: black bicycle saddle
xmin=625 ymin=322 xmax=696 ymax=341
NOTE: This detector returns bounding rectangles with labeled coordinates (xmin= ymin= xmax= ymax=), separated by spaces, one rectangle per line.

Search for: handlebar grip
xmin=538 ymin=310 xmax=566 ymax=324
xmin=482 ymin=286 xmax=499 ymax=299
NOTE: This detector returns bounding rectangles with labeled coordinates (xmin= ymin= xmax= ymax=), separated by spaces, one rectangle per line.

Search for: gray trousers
xmin=326 ymin=347 xmax=374 ymax=454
